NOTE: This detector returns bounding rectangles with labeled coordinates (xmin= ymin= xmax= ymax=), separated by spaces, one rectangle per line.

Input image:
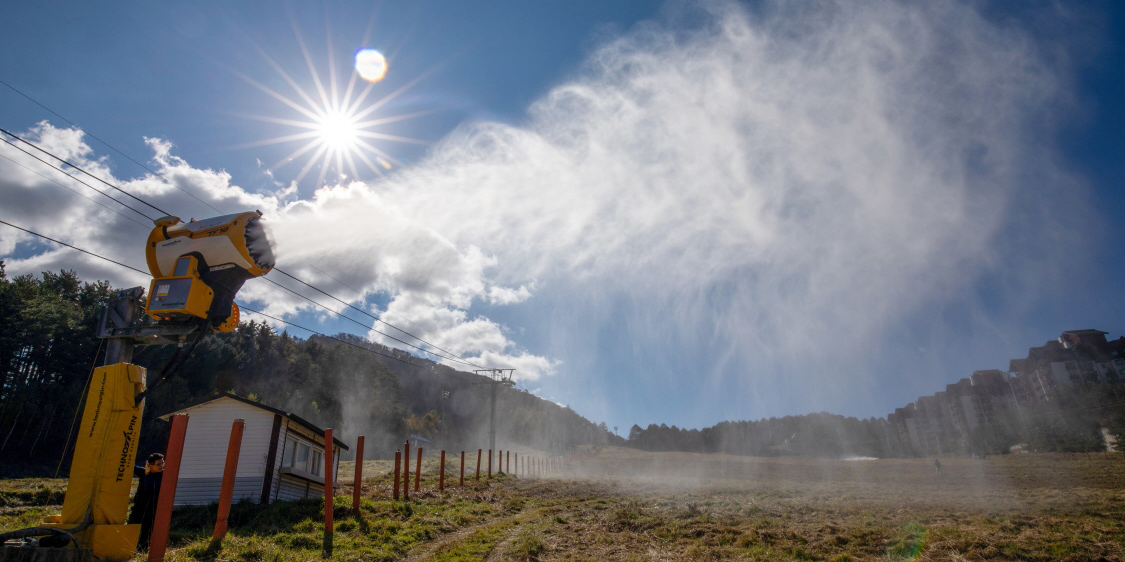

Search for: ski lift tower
xmin=474 ymin=369 xmax=515 ymax=453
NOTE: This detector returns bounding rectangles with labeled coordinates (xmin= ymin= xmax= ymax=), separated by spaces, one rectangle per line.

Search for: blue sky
xmin=1 ymin=0 xmax=1123 ymax=434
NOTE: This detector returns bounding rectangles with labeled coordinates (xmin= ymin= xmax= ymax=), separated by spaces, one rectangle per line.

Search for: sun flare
xmin=229 ymin=29 xmax=433 ymax=187
xmin=316 ymin=110 xmax=360 ymax=150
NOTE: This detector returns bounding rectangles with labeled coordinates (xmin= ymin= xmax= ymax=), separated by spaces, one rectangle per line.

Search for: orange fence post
xmin=415 ymin=447 xmax=423 ymax=492
xmin=324 ymin=428 xmax=334 ymax=557
xmin=460 ymin=451 xmax=465 ymax=487
xmin=148 ymin=413 xmax=189 ymax=562
xmin=393 ymin=451 xmax=401 ymax=500
xmin=488 ymin=449 xmax=493 ymax=478
xmin=476 ymin=449 xmax=482 ymax=482
xmin=439 ymin=450 xmax=446 ymax=492
xmin=353 ymin=436 xmax=364 ymax=515
xmin=211 ymin=418 xmax=245 ymax=546
xmin=403 ymin=442 xmax=410 ymax=501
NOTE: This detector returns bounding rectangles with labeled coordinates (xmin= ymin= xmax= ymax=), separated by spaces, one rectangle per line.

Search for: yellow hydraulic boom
xmin=0 ymin=212 xmax=274 ymax=560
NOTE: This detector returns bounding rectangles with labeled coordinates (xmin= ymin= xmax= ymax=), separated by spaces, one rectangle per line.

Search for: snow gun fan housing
xmin=144 ymin=212 xmax=275 ymax=332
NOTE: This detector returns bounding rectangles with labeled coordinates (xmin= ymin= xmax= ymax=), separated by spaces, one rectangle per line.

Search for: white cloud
xmin=488 ymin=284 xmax=533 ymax=305
xmin=1 ymin=125 xmax=550 ymax=378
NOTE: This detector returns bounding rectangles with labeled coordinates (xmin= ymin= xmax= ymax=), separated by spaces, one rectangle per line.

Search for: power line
xmin=0 ymin=219 xmax=423 ymax=368
xmin=236 ymin=304 xmax=423 ymax=367
xmin=4 ymin=121 xmax=485 ymax=368
xmin=273 ymin=268 xmax=486 ymax=369
xmin=0 ymin=79 xmax=223 ymax=215
xmin=0 ymin=134 xmax=155 ymax=222
xmin=0 ymin=127 xmax=169 ymax=218
xmin=262 ymin=276 xmax=481 ymax=368
xmin=0 ymin=220 xmax=149 ymax=275
xmin=1 ymin=89 xmax=504 ymax=371
xmin=0 ymin=152 xmax=147 ymax=228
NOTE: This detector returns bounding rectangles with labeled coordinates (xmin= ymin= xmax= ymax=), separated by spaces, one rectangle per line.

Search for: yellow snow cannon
xmin=144 ymin=211 xmax=274 ymax=331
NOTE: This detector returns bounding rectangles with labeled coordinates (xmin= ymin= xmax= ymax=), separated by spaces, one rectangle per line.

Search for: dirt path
xmin=398 ymin=510 xmax=528 ymax=562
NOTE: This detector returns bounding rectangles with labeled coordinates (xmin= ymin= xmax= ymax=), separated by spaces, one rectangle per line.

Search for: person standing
xmin=129 ymin=452 xmax=164 ymax=551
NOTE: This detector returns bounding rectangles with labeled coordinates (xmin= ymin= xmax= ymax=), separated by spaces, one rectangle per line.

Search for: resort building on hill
xmin=1009 ymin=330 xmax=1125 ymax=403
xmin=887 ymin=330 xmax=1124 ymax=456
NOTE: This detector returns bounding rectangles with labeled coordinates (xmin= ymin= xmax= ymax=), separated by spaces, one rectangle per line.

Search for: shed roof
xmin=159 ymin=392 xmax=350 ymax=450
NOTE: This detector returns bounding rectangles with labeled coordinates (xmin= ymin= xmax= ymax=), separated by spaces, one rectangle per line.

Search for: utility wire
xmin=1 ymin=88 xmax=501 ymax=370
xmin=262 ymin=276 xmax=480 ymax=368
xmin=0 ymin=126 xmax=169 ymax=217
xmin=0 ymin=219 xmax=424 ymax=369
xmin=0 ymin=79 xmax=223 ymax=215
xmin=309 ymin=264 xmax=364 ymax=297
xmin=273 ymin=268 xmax=486 ymax=369
xmin=52 ymin=339 xmax=104 ymax=481
xmin=0 ymin=153 xmax=148 ymax=228
xmin=0 ymin=220 xmax=149 ymax=275
xmin=237 ymin=304 xmax=424 ymax=367
xmin=3 ymin=123 xmax=482 ymax=367
xmin=0 ymin=134 xmax=155 ymax=222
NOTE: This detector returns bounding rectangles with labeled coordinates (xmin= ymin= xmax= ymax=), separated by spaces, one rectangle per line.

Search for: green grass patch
xmin=428 ymin=519 xmax=520 ymax=562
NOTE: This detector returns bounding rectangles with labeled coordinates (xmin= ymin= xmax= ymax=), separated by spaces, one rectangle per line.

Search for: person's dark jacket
xmin=129 ymin=466 xmax=162 ymax=550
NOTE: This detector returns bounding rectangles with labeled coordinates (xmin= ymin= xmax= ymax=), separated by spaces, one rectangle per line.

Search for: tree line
xmin=0 ymin=267 xmax=613 ymax=477
xmin=625 ymin=385 xmax=1125 ymax=458
xmin=627 ymin=412 xmax=890 ymax=458
xmin=4 ymin=267 xmax=1122 ymax=478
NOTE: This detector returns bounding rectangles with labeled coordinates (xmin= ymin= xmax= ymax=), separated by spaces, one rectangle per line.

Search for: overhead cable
xmin=0 ymin=126 xmax=169 ymax=217
xmin=0 ymin=134 xmax=155 ymax=222
xmin=0 ymin=87 xmax=503 ymax=371
xmin=273 ymin=268 xmax=486 ymax=369
xmin=263 ymin=276 xmax=481 ymax=368
xmin=236 ymin=304 xmax=424 ymax=367
xmin=0 ymin=220 xmax=422 ymax=368
xmin=0 ymin=79 xmax=223 ymax=215
xmin=0 ymin=219 xmax=149 ymax=275
xmin=0 ymin=152 xmax=147 ymax=227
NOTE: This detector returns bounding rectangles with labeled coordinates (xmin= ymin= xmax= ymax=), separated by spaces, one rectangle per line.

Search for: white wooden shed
xmin=158 ymin=393 xmax=348 ymax=506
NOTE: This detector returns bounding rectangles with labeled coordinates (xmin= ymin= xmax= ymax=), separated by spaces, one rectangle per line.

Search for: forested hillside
xmin=627 ymin=386 xmax=1125 ymax=458
xmin=5 ymin=267 xmax=1122 ymax=478
xmin=627 ymin=412 xmax=890 ymax=458
xmin=0 ymin=267 xmax=614 ymax=477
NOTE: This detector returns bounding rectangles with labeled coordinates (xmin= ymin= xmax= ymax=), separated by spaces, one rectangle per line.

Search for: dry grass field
xmin=3 ymin=447 xmax=1124 ymax=561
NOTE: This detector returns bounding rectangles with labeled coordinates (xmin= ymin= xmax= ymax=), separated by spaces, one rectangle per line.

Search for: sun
xmin=316 ymin=110 xmax=360 ymax=150
xmin=228 ymin=29 xmax=433 ymax=187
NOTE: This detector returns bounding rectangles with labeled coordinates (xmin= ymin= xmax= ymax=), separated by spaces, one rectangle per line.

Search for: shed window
xmin=282 ymin=438 xmax=297 ymax=467
xmin=296 ymin=442 xmax=310 ymax=468
xmin=279 ymin=433 xmax=326 ymax=475
xmin=311 ymin=450 xmax=323 ymax=476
